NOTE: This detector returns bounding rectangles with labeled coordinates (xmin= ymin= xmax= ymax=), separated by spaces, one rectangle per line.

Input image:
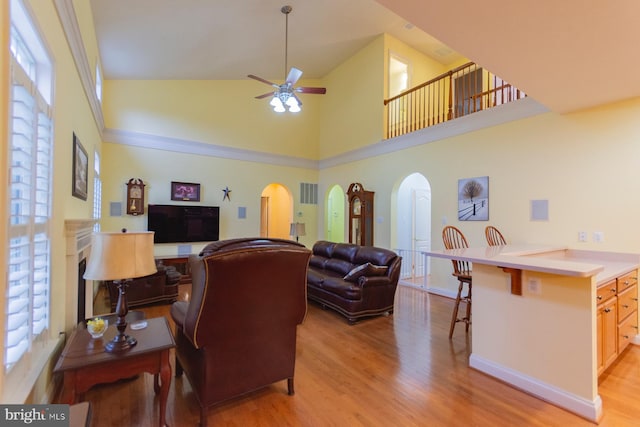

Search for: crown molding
xmin=103 ymin=128 xmax=320 ymax=170
xmin=54 ymin=0 xmax=104 ymax=135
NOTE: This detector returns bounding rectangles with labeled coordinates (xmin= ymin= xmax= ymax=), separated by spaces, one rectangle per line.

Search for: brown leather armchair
xmin=170 ymin=238 xmax=311 ymax=427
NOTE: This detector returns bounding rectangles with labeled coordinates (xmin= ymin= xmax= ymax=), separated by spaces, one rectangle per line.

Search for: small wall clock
xmin=126 ymin=178 xmax=145 ymax=216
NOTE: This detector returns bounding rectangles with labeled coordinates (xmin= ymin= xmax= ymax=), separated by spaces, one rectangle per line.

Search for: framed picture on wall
xmin=171 ymin=181 xmax=201 ymax=202
xmin=458 ymin=176 xmax=489 ymax=221
xmin=72 ymin=133 xmax=88 ymax=201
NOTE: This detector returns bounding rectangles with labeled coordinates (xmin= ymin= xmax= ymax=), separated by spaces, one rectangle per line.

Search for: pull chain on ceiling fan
xmin=248 ymin=5 xmax=326 ymax=113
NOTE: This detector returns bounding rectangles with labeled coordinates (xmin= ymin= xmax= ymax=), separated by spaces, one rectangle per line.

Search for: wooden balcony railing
xmin=384 ymin=62 xmax=526 ymax=139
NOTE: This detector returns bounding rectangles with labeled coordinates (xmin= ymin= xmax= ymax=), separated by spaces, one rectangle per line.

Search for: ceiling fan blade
xmin=248 ymin=74 xmax=278 ymax=87
xmin=293 ymin=93 xmax=303 ymax=106
xmin=286 ymin=67 xmax=303 ymax=86
xmin=296 ymin=86 xmax=327 ymax=95
xmin=255 ymin=92 xmax=275 ymax=99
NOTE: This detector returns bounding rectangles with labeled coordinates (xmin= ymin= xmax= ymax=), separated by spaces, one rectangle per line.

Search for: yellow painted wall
xmin=317 ymin=35 xmax=386 ymax=159
xmin=261 ymin=183 xmax=293 ymax=239
xmin=472 ymin=264 xmax=596 ymax=400
xmin=317 ymin=97 xmax=640 ymax=294
xmin=103 ymin=79 xmax=323 ymax=159
xmin=72 ymin=0 xmax=101 ymax=82
xmin=101 ymin=143 xmax=318 ymax=250
xmin=326 ymin=185 xmax=346 ymax=242
xmin=384 ymin=34 xmax=450 ymax=98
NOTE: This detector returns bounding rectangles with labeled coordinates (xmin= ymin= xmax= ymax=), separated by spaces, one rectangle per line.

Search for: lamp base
xmin=105 ymin=334 xmax=137 ymax=353
xmin=104 ymin=279 xmax=137 ymax=353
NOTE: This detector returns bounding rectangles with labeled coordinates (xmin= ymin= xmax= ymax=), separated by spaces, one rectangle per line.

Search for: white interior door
xmin=412 ymin=188 xmax=431 ymax=278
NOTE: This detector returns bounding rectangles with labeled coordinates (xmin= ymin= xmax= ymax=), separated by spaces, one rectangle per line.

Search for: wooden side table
xmin=54 ymin=317 xmax=175 ymax=427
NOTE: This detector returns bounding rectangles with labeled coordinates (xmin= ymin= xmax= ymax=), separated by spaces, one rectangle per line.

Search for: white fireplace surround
xmin=65 ymin=219 xmax=97 ymax=327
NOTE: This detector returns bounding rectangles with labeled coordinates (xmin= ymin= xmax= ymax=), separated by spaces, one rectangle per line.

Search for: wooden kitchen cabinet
xmin=597 ymin=295 xmax=618 ymax=376
xmin=597 ymin=269 xmax=638 ymax=376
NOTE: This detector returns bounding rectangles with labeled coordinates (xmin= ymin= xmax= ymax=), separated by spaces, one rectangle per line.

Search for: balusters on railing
xmin=384 ymin=62 xmax=526 ymax=139
xmin=395 ymin=248 xmax=430 ymax=289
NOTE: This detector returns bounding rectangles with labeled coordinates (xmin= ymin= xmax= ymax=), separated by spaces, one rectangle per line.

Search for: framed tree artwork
xmin=458 ymin=176 xmax=489 ymax=221
xmin=72 ymin=133 xmax=88 ymax=201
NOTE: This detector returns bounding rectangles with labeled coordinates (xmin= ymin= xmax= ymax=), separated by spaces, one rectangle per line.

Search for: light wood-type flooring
xmin=82 ymin=284 xmax=640 ymax=426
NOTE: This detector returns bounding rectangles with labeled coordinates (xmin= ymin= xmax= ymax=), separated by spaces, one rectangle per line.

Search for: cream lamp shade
xmin=289 ymin=222 xmax=306 ymax=242
xmin=84 ymin=231 xmax=156 ymax=281
xmin=295 ymin=222 xmax=306 ymax=237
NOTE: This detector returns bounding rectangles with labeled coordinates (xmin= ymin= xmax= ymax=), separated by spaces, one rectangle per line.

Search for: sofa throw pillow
xmin=343 ymin=262 xmax=388 ymax=282
xmin=368 ymin=264 xmax=388 ymax=276
xmin=343 ymin=263 xmax=369 ymax=282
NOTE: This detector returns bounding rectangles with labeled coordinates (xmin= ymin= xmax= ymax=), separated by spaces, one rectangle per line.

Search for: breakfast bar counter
xmin=426 ymin=244 xmax=640 ymax=422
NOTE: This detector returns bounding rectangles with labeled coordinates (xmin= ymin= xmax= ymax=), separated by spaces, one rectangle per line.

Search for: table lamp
xmin=289 ymin=222 xmax=306 ymax=242
xmin=83 ymin=229 xmax=156 ymax=352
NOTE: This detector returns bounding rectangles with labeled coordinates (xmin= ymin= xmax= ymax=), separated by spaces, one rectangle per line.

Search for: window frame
xmin=2 ymin=0 xmax=56 ymax=402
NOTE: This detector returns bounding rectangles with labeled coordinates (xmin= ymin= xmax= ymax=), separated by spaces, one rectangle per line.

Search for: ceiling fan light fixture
xmin=285 ymin=96 xmax=298 ymax=108
xmin=249 ymin=5 xmax=326 ymax=112
xmin=288 ymin=101 xmax=301 ymax=113
xmin=271 ymin=96 xmax=285 ymax=112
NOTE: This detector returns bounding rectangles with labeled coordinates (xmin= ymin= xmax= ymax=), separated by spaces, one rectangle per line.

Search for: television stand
xmin=156 ymin=255 xmax=192 ymax=284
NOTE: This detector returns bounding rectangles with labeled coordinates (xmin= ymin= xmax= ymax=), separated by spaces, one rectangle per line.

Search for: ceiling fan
xmin=248 ymin=5 xmax=326 ymax=113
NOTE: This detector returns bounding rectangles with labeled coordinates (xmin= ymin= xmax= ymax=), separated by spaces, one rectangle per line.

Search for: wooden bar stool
xmin=485 ymin=225 xmax=507 ymax=246
xmin=442 ymin=226 xmax=472 ymax=339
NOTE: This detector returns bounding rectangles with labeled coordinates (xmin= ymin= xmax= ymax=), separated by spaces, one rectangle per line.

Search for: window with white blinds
xmin=5 ymin=2 xmax=54 ymax=371
xmin=93 ymin=151 xmax=101 ymax=232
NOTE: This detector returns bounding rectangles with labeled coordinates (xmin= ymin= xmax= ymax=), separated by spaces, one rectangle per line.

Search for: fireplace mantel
xmin=65 ymin=219 xmax=97 ymax=328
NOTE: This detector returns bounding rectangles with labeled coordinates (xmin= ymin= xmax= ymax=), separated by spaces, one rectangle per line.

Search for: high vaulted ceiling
xmin=90 ymin=0 xmax=640 ymax=114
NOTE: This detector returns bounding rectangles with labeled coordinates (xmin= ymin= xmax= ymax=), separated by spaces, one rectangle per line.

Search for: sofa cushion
xmin=355 ymin=246 xmax=397 ymax=267
xmin=343 ymin=262 xmax=388 ymax=282
xmin=332 ymin=243 xmax=359 ymax=263
xmin=307 ymin=268 xmax=326 ymax=286
xmin=320 ymin=276 xmax=363 ymax=300
xmin=309 ymin=255 xmax=329 ymax=269
xmin=312 ymin=240 xmax=335 ymax=258
xmin=325 ymin=258 xmax=355 ymax=276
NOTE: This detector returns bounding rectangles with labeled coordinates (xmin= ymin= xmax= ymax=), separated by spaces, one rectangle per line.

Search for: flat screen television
xmin=147 ymin=204 xmax=220 ymax=244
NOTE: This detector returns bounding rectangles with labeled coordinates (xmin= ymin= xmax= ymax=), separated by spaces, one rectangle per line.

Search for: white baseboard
xmin=426 ymin=287 xmax=457 ymax=300
xmin=469 ymin=354 xmax=602 ymax=422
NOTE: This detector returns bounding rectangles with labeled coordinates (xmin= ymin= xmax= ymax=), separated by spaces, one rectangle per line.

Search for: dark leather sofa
xmin=170 ymin=238 xmax=311 ymax=427
xmin=307 ymin=240 xmax=402 ymax=323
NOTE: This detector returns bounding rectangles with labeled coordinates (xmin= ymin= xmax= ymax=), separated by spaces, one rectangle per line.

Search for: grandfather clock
xmin=347 ymin=182 xmax=374 ymax=246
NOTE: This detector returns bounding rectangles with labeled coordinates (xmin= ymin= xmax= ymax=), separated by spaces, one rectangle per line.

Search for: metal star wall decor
xmin=222 ymin=186 xmax=231 ymax=201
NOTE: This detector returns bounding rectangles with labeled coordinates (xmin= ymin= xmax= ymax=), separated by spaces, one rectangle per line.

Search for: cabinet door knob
xmin=597 ymin=295 xmax=603 ymax=300
xmin=604 ymin=308 xmax=612 ymax=313
xmin=622 ymin=304 xmax=629 ymax=309
xmin=611 ymin=289 xmax=617 ymax=293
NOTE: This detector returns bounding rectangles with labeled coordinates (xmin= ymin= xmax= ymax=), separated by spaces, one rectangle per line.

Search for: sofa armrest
xmin=358 ymin=275 xmax=392 ymax=288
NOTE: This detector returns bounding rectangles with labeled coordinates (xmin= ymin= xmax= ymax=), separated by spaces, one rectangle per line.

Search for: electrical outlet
xmin=578 ymin=231 xmax=587 ymax=242
xmin=528 ymin=278 xmax=542 ymax=295
xmin=593 ymin=231 xmax=604 ymax=243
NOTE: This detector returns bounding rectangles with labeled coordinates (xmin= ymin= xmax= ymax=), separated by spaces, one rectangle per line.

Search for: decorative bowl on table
xmin=86 ymin=318 xmax=108 ymax=339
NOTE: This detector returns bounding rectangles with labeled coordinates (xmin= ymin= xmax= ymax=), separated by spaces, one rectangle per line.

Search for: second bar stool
xmin=485 ymin=225 xmax=507 ymax=246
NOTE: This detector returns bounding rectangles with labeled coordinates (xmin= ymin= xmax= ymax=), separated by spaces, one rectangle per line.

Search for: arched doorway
xmin=396 ymin=173 xmax=431 ymax=288
xmin=260 ymin=183 xmax=293 ymax=239
xmin=326 ymin=184 xmax=345 ymax=242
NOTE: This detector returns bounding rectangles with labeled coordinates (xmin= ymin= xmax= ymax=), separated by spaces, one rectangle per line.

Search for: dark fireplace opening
xmin=77 ymin=258 xmax=87 ymax=323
